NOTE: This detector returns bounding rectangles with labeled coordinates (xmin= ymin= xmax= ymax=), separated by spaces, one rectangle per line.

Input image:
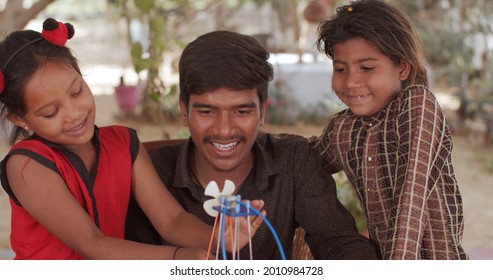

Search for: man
xmin=125 ymin=30 xmax=377 ymax=259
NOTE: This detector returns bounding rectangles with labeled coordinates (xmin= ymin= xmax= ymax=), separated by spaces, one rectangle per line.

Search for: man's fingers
xmin=249 ymin=199 xmax=265 ymax=211
xmin=252 ymin=210 xmax=265 ymax=230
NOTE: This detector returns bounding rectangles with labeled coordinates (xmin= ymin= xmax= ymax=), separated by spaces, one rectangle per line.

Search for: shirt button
xmin=368 ymin=123 xmax=373 ymax=127
xmin=367 ymin=188 xmax=370 ymax=191
xmin=368 ymin=156 xmax=372 ymax=161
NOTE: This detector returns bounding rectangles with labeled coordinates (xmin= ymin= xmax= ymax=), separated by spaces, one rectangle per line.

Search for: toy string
xmin=228 ymin=218 xmax=235 ymax=258
xmin=206 ymin=214 xmax=219 ymax=260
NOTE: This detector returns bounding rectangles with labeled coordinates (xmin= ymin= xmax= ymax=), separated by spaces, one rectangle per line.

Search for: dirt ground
xmin=1 ymin=94 xmax=492 ymax=259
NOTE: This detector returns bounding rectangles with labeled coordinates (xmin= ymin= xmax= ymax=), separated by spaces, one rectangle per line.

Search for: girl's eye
xmin=334 ymin=67 xmax=345 ymax=73
xmin=361 ymin=66 xmax=375 ymax=72
xmin=43 ymin=110 xmax=58 ymax=119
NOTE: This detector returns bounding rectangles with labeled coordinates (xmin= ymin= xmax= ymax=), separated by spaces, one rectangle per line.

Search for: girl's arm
xmin=6 ymin=154 xmax=204 ymax=259
xmin=387 ymin=87 xmax=452 ymax=259
xmin=310 ymin=113 xmax=344 ymax=174
xmin=130 ymin=142 xmax=264 ymax=252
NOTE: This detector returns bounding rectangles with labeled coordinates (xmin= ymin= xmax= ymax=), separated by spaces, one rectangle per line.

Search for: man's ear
xmin=260 ymin=101 xmax=268 ymax=126
xmin=399 ymin=59 xmax=411 ymax=81
xmin=178 ymin=100 xmax=188 ymax=127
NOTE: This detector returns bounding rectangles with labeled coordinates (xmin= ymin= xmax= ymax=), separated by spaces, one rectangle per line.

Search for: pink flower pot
xmin=114 ymin=84 xmax=144 ymax=113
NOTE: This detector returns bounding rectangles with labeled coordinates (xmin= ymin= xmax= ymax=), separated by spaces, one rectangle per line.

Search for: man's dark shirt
xmin=125 ymin=133 xmax=377 ymax=259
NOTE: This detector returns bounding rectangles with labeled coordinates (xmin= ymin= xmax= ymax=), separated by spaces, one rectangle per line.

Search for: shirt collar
xmin=172 ymin=136 xmax=281 ymax=193
xmin=359 ymin=90 xmax=402 ymax=127
xmin=252 ymin=134 xmax=281 ymax=190
xmin=172 ymin=139 xmax=198 ymax=190
xmin=360 ymin=109 xmax=387 ymax=128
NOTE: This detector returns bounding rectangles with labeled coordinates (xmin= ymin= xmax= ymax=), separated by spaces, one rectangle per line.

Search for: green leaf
xmin=150 ymin=17 xmax=166 ymax=35
xmin=153 ymin=38 xmax=166 ymax=53
xmin=130 ymin=43 xmax=150 ymax=73
xmin=168 ymin=84 xmax=178 ymax=96
xmin=150 ymin=91 xmax=162 ymax=103
xmin=133 ymin=0 xmax=155 ymax=13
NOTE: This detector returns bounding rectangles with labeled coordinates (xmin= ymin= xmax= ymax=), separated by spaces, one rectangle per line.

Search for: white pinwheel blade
xmin=204 ymin=180 xmax=220 ymax=197
xmin=222 ymin=179 xmax=235 ymax=195
xmin=203 ymin=199 xmax=219 ymax=217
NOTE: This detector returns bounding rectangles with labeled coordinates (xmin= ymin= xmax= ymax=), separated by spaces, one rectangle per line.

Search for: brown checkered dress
xmin=312 ymin=85 xmax=468 ymax=259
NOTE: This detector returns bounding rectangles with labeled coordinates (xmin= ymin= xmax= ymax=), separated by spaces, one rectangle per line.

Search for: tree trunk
xmin=0 ymin=0 xmax=57 ymax=36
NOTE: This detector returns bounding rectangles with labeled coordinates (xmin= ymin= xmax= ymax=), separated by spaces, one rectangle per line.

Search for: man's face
xmin=180 ymin=87 xmax=266 ymax=178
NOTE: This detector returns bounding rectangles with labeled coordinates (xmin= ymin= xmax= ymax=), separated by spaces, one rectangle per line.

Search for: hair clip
xmin=0 ymin=18 xmax=74 ymax=96
xmin=347 ymin=6 xmax=354 ymax=12
xmin=41 ymin=18 xmax=75 ymax=46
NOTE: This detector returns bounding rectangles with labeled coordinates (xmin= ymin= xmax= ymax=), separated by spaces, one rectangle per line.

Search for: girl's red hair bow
xmin=0 ymin=18 xmax=74 ymax=96
xmin=41 ymin=18 xmax=75 ymax=46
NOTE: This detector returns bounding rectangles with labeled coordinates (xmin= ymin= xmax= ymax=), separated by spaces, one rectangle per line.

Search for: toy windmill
xmin=203 ymin=180 xmax=286 ymax=260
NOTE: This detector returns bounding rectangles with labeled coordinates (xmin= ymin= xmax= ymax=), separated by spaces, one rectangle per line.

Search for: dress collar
xmin=31 ymin=125 xmax=100 ymax=150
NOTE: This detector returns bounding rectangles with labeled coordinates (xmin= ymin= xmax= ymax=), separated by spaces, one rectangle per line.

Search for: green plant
xmin=109 ymin=0 xmax=178 ymax=123
xmin=333 ymin=172 xmax=367 ymax=234
xmin=486 ymin=157 xmax=493 ymax=173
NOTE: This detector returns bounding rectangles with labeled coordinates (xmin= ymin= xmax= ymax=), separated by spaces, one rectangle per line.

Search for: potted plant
xmin=109 ymin=0 xmax=173 ymax=121
xmin=114 ymin=75 xmax=144 ymax=115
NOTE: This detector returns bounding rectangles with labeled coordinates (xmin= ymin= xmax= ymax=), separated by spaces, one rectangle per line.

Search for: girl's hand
xmin=173 ymin=247 xmax=213 ymax=260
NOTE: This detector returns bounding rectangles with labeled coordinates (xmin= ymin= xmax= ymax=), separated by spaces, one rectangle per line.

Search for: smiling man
xmin=124 ymin=30 xmax=377 ymax=260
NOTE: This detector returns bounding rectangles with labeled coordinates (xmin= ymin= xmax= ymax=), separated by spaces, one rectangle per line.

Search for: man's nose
xmin=215 ymin=111 xmax=234 ymax=137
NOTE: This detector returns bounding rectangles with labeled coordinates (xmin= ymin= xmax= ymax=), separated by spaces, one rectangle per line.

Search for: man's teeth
xmin=213 ymin=142 xmax=238 ymax=151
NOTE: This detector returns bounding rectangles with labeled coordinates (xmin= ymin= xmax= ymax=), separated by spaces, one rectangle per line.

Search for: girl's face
xmin=11 ymin=61 xmax=96 ymax=148
xmin=331 ymin=37 xmax=410 ymax=117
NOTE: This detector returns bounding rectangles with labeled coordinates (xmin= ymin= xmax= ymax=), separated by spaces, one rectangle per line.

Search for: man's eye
xmin=361 ymin=66 xmax=374 ymax=72
xmin=237 ymin=109 xmax=252 ymax=115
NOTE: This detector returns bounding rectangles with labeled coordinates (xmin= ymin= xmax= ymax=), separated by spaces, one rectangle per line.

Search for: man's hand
xmin=216 ymin=199 xmax=266 ymax=254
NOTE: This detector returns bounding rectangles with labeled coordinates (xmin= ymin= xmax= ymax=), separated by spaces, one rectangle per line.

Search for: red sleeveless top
xmin=1 ymin=126 xmax=139 ymax=259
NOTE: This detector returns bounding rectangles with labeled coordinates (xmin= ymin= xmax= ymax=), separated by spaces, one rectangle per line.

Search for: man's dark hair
xmin=179 ymin=30 xmax=273 ymax=108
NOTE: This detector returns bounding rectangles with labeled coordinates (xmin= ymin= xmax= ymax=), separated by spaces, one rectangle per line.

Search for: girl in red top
xmin=0 ymin=18 xmax=263 ymax=260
